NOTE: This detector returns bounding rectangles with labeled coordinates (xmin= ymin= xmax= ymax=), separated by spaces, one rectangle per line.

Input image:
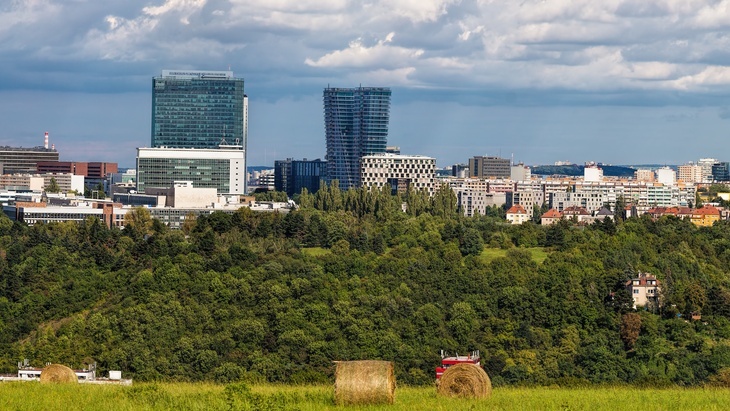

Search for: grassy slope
xmin=301 ymin=247 xmax=330 ymax=257
xmin=2 ymin=383 xmax=730 ymax=411
xmin=306 ymin=247 xmax=551 ymax=265
xmin=480 ymin=247 xmax=549 ymax=264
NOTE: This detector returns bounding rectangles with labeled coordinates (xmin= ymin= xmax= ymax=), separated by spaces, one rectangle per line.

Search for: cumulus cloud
xmin=305 ymin=32 xmax=424 ymax=69
xmin=3 ymin=0 xmax=730 ymax=100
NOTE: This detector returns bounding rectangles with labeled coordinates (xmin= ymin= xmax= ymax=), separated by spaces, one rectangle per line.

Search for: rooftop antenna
xmin=44 ymin=132 xmax=49 ymax=149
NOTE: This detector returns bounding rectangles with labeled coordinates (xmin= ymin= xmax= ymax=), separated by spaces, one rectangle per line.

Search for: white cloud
xmin=305 ymin=32 xmax=424 ymax=69
xmin=671 ymin=65 xmax=730 ymax=90
xmin=142 ymin=0 xmax=206 ymax=17
xmin=6 ymin=0 xmax=730 ymax=97
xmin=363 ymin=0 xmax=460 ymax=23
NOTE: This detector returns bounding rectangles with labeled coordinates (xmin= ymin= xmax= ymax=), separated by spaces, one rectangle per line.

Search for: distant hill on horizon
xmin=531 ymin=164 xmax=639 ymax=177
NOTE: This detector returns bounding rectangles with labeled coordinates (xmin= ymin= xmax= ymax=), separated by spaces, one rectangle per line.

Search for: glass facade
xmin=324 ymin=87 xmax=390 ymax=190
xmin=152 ymin=72 xmax=245 ymax=149
xmin=274 ymin=158 xmax=327 ymax=197
xmin=712 ymin=162 xmax=730 ymax=182
xmin=137 ymin=157 xmax=232 ymax=193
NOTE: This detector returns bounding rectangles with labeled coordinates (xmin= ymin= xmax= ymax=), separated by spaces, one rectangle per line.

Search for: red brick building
xmin=37 ymin=161 xmax=117 ymax=178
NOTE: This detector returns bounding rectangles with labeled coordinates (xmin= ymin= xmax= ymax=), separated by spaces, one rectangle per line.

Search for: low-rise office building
xmin=361 ymin=153 xmax=436 ymax=195
xmin=0 ymin=146 xmax=59 ymax=174
xmin=136 ymin=147 xmax=245 ymax=194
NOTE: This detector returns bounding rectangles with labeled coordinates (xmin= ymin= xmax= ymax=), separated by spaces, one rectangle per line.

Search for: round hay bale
xmin=40 ymin=364 xmax=77 ymax=384
xmin=334 ymin=360 xmax=396 ymax=405
xmin=437 ymin=363 xmax=491 ymax=399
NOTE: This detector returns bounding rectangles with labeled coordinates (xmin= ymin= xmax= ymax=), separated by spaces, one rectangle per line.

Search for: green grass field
xmin=2 ymin=383 xmax=729 ymax=411
xmin=480 ymin=247 xmax=549 ymax=265
xmin=301 ymin=247 xmax=330 ymax=257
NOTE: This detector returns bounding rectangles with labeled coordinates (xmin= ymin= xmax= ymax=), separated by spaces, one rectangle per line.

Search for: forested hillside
xmin=1 ymin=185 xmax=730 ymax=387
xmin=531 ymin=164 xmax=636 ymax=177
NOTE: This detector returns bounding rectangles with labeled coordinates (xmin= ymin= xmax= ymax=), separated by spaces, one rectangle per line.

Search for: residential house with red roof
xmin=540 ymin=208 xmax=562 ymax=225
xmin=626 ymin=273 xmax=660 ymax=310
xmin=506 ymin=204 xmax=530 ymax=225
xmin=691 ymin=204 xmax=721 ymax=227
xmin=562 ymin=206 xmax=592 ymax=224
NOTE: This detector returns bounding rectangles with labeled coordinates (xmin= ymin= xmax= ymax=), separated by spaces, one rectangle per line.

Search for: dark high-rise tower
xmin=324 ymin=86 xmax=391 ymax=190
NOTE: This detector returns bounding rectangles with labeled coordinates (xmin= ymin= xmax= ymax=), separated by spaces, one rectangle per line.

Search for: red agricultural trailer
xmin=435 ymin=350 xmax=481 ymax=379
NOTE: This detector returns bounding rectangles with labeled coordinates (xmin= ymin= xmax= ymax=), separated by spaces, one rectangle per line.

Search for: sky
xmin=2 ymin=0 xmax=730 ymax=168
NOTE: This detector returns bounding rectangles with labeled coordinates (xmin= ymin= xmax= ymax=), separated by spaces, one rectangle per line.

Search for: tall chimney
xmin=44 ymin=132 xmax=49 ymax=149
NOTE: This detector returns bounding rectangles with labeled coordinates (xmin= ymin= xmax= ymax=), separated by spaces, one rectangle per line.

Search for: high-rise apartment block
xmin=324 ymin=86 xmax=391 ymax=190
xmin=274 ymin=158 xmax=327 ymax=197
xmin=678 ymin=163 xmax=704 ymax=183
xmin=468 ymin=156 xmax=511 ymax=179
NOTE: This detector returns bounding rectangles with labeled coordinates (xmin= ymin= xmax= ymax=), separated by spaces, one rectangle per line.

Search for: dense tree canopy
xmin=1 ymin=188 xmax=730 ymax=387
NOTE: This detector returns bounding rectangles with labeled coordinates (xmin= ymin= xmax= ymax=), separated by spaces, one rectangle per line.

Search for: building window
xmin=633 ymin=289 xmax=639 ymax=294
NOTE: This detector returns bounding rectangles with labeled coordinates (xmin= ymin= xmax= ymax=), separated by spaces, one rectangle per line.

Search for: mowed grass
xmin=480 ymin=247 xmax=549 ymax=265
xmin=301 ymin=247 xmax=330 ymax=257
xmin=1 ymin=383 xmax=730 ymax=411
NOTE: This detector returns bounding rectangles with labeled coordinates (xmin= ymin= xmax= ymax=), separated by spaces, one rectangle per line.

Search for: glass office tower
xmin=324 ymin=86 xmax=391 ymax=190
xmin=152 ymin=70 xmax=246 ymax=149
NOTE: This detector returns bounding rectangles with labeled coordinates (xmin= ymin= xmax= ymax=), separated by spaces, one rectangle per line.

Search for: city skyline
xmin=2 ymin=1 xmax=730 ymax=168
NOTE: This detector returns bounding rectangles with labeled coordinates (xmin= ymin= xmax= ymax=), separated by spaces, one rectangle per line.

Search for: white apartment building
xmin=584 ymin=165 xmax=604 ymax=182
xmin=655 ymin=167 xmax=677 ymax=186
xmin=43 ymin=173 xmax=85 ymax=194
xmin=551 ymin=191 xmax=612 ymax=214
xmin=487 ymin=180 xmax=518 ymax=194
xmin=698 ymin=158 xmax=718 ymax=183
xmin=0 ymin=173 xmax=84 ymax=193
xmin=511 ymin=189 xmax=544 ymax=216
xmin=510 ymin=163 xmax=531 ymax=182
xmin=360 ymin=153 xmax=436 ymax=195
xmin=447 ymin=178 xmax=507 ymax=217
xmin=0 ymin=174 xmax=44 ymax=191
xmin=545 ymin=179 xmax=694 ymax=212
xmin=557 ymin=181 xmax=618 ymax=213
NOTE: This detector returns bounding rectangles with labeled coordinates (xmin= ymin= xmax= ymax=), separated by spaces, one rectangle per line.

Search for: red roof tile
xmin=541 ymin=208 xmax=562 ymax=218
xmin=507 ymin=204 xmax=527 ymax=214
